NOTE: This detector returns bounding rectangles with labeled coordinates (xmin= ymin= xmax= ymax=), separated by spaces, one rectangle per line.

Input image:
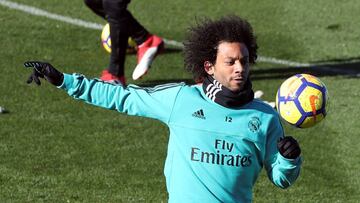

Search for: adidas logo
xmin=192 ymin=109 xmax=206 ymax=119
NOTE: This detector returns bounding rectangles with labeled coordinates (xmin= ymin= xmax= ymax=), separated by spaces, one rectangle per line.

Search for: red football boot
xmin=132 ymin=35 xmax=164 ymax=80
xmin=100 ymin=70 xmax=126 ymax=86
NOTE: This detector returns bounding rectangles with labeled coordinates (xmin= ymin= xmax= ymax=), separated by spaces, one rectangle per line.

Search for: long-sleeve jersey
xmin=59 ymin=73 xmax=302 ymax=203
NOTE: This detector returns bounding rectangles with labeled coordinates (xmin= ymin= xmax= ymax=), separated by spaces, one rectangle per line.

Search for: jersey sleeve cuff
xmin=57 ymin=73 xmax=75 ymax=90
xmin=278 ymin=153 xmax=302 ymax=165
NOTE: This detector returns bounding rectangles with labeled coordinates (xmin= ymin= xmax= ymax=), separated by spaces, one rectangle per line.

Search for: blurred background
xmin=0 ymin=0 xmax=359 ymax=202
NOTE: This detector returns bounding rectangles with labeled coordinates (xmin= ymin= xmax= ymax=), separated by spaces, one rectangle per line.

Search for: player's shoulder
xmin=128 ymin=82 xmax=186 ymax=93
xmin=250 ymin=99 xmax=278 ymax=115
xmin=179 ymin=83 xmax=209 ymax=98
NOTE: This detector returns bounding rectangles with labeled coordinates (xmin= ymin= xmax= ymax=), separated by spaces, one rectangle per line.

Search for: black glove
xmin=277 ymin=136 xmax=301 ymax=159
xmin=24 ymin=61 xmax=64 ymax=86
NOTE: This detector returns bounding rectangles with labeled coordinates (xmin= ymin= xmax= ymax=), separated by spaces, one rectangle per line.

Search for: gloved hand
xmin=24 ymin=61 xmax=64 ymax=86
xmin=277 ymin=136 xmax=301 ymax=159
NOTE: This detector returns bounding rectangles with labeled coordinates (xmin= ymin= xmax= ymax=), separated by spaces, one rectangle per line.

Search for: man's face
xmin=205 ymin=42 xmax=250 ymax=93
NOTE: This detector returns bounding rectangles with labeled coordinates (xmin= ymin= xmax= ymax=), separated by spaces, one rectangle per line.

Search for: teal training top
xmin=59 ymin=73 xmax=302 ymax=203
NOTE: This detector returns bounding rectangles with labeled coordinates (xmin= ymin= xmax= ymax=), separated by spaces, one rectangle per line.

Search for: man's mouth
xmin=233 ymin=77 xmax=244 ymax=81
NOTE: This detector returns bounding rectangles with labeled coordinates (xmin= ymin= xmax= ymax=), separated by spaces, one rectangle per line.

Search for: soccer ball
xmin=276 ymin=74 xmax=329 ymax=128
xmin=101 ymin=23 xmax=137 ymax=54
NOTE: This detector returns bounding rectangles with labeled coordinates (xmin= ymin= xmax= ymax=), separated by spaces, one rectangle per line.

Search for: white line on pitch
xmin=257 ymin=56 xmax=310 ymax=67
xmin=0 ymin=0 xmax=186 ymax=49
xmin=0 ymin=0 xmax=346 ymax=68
xmin=0 ymin=0 xmax=184 ymax=48
xmin=0 ymin=0 xmax=103 ymax=30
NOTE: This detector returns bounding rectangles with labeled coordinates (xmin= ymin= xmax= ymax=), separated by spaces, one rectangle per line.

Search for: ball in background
xmin=101 ymin=23 xmax=137 ymax=54
xmin=276 ymin=74 xmax=329 ymax=128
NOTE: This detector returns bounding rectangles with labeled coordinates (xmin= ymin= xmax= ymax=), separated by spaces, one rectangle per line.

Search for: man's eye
xmin=225 ymin=61 xmax=235 ymax=65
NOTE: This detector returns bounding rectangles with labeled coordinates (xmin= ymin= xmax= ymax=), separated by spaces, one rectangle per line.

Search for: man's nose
xmin=234 ymin=61 xmax=243 ymax=72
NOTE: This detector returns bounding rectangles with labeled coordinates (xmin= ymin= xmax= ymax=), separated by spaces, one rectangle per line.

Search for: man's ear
xmin=204 ymin=61 xmax=214 ymax=75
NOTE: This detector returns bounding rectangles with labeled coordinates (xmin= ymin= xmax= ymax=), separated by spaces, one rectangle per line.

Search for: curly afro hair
xmin=183 ymin=15 xmax=258 ymax=81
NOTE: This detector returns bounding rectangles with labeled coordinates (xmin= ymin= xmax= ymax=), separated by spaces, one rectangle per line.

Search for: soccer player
xmin=24 ymin=15 xmax=302 ymax=203
xmin=84 ymin=0 xmax=164 ymax=85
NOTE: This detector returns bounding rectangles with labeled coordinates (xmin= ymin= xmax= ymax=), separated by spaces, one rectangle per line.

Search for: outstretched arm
xmin=24 ymin=61 xmax=183 ymax=123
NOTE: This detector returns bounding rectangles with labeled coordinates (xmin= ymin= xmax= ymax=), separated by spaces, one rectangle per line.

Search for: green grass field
xmin=1 ymin=0 xmax=360 ymax=202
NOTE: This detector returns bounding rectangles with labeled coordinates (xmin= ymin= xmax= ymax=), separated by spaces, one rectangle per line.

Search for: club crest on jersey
xmin=248 ymin=117 xmax=261 ymax=133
